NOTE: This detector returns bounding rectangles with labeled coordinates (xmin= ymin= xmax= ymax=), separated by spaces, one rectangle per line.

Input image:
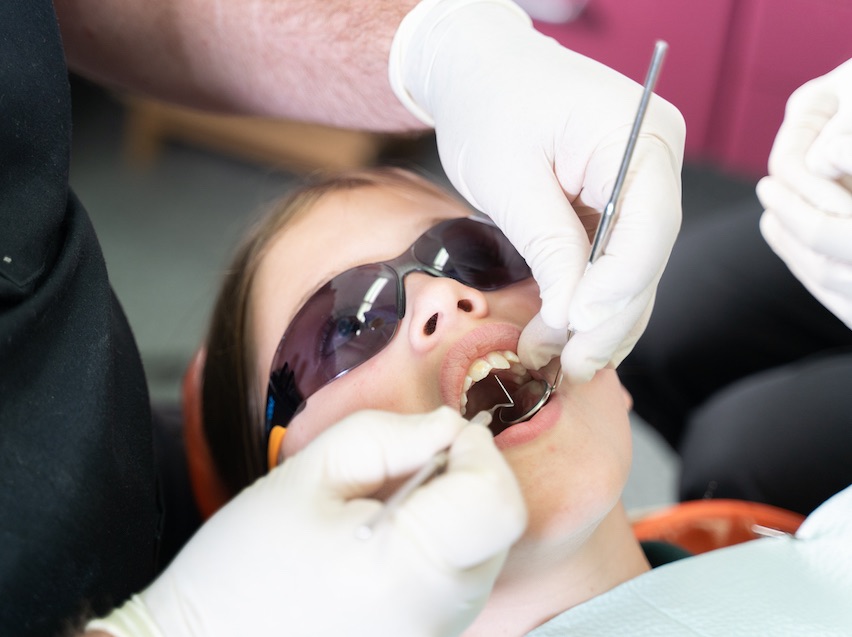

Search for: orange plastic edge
xmin=267 ymin=426 xmax=286 ymax=471
xmin=182 ymin=348 xmax=232 ymax=520
xmin=632 ymin=498 xmax=806 ymax=555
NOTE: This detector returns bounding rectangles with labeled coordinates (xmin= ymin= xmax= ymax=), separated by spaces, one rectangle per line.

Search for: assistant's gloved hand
xmin=757 ymin=58 xmax=852 ymax=329
xmin=86 ymin=407 xmax=526 ymax=637
xmin=390 ymin=0 xmax=685 ymax=383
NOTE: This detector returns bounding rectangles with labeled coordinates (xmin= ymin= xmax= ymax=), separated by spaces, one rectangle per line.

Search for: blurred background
xmin=68 ymin=0 xmax=849 ymax=511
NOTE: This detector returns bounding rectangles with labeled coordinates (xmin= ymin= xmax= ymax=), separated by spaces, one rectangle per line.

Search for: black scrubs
xmin=619 ymin=199 xmax=852 ymax=516
xmin=0 ymin=3 xmax=160 ymax=635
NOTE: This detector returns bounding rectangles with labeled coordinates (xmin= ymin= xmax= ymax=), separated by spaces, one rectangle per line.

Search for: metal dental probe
xmin=356 ymin=377 xmax=515 ymax=539
xmin=496 ymin=39 xmax=669 ymax=425
xmin=588 ymin=39 xmax=668 ymax=265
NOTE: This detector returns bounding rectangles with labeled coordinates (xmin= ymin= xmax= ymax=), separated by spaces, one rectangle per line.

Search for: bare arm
xmin=53 ymin=0 xmax=425 ymax=131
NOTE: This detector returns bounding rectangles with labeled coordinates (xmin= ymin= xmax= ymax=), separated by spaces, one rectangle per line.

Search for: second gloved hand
xmin=390 ymin=0 xmax=685 ymax=382
xmin=759 ymin=178 xmax=852 ymax=329
xmin=88 ymin=407 xmax=526 ymax=637
xmin=758 ymin=57 xmax=852 ymax=329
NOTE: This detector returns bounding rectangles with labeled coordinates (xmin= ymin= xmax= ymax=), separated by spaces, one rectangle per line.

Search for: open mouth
xmin=460 ymin=350 xmax=552 ymax=436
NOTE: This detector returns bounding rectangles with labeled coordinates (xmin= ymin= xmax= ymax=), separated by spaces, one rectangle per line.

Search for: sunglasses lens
xmin=267 ymin=264 xmax=400 ymax=425
xmin=414 ymin=219 xmax=531 ymax=289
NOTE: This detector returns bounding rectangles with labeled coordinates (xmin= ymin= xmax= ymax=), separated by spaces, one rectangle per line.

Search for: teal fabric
xmin=641 ymin=540 xmax=692 ymax=568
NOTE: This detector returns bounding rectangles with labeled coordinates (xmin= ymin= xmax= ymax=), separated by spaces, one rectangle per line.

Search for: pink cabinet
xmin=534 ymin=0 xmax=852 ymax=177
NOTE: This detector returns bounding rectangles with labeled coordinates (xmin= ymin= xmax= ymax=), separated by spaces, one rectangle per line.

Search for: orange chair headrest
xmin=182 ymin=348 xmax=231 ymax=520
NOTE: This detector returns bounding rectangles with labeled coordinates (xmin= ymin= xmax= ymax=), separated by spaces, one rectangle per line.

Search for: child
xmin=200 ymin=167 xmax=651 ymax=635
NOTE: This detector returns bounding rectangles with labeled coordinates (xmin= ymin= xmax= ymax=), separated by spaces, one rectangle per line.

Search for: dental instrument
xmin=356 ymin=377 xmax=515 ymax=540
xmin=496 ymin=365 xmax=563 ymax=425
xmin=589 ymin=39 xmax=668 ymax=263
xmin=496 ymin=39 xmax=669 ymax=425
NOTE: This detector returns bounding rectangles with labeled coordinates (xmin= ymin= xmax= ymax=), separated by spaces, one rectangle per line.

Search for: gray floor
xmin=69 ymin=78 xmax=758 ymax=511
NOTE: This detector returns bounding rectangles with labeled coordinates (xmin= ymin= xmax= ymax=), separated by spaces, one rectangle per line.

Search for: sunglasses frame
xmin=263 ymin=215 xmax=530 ymax=466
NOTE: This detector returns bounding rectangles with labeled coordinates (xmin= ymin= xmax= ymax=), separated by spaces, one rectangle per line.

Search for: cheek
xmin=513 ymin=433 xmax=630 ymax=543
xmin=500 ymin=279 xmax=541 ymax=317
xmin=620 ymin=385 xmax=633 ymax=411
xmin=508 ymin=373 xmax=633 ymax=541
xmin=280 ymin=350 xmax=429 ymax=458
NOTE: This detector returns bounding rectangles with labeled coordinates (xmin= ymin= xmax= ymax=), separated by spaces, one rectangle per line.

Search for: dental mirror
xmin=497 ymin=368 xmax=563 ymax=424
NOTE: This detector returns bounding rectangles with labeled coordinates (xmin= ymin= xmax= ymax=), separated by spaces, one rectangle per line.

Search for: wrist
xmin=389 ymin=0 xmax=532 ymax=125
xmin=85 ymin=595 xmax=165 ymax=637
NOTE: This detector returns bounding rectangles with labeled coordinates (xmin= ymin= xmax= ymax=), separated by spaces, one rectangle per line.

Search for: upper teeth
xmin=460 ymin=350 xmax=531 ymax=415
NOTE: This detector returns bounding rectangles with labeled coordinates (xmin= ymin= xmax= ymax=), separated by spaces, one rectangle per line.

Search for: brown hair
xmin=201 ymin=167 xmax=464 ymax=497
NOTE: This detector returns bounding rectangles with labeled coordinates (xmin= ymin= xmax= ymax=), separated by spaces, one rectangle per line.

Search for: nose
xmin=403 ymin=273 xmax=488 ymax=352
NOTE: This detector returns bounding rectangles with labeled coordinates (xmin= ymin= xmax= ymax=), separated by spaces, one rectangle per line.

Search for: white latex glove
xmin=86 ymin=407 xmax=526 ymax=637
xmin=757 ymin=57 xmax=852 ymax=329
xmin=390 ymin=0 xmax=685 ymax=383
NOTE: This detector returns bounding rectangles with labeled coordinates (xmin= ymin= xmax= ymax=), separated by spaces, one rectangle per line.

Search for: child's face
xmin=251 ymin=184 xmax=632 ymax=542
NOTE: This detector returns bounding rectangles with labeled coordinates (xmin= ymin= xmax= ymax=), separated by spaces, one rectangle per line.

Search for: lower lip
xmin=492 ymin=393 xmax=561 ymax=450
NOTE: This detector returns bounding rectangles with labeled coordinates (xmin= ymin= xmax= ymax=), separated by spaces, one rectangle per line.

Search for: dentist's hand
xmin=86 ymin=407 xmax=526 ymax=637
xmin=390 ymin=0 xmax=685 ymax=383
xmin=758 ymin=58 xmax=852 ymax=329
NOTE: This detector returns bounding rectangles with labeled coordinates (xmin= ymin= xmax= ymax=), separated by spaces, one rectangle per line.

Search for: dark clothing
xmin=620 ymin=199 xmax=852 ymax=516
xmin=641 ymin=541 xmax=692 ymax=569
xmin=151 ymin=406 xmax=202 ymax=569
xmin=0 ymin=3 xmax=160 ymax=635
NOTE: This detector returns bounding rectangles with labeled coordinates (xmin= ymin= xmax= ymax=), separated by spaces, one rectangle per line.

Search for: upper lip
xmin=440 ymin=323 xmax=524 ymax=412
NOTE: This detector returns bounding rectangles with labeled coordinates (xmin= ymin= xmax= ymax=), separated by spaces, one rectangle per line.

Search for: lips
xmin=440 ymin=323 xmax=526 ymax=413
xmin=441 ymin=327 xmax=563 ymax=447
xmin=492 ymin=389 xmax=561 ymax=450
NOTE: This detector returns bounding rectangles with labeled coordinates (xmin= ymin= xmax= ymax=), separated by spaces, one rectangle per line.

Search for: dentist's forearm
xmin=53 ymin=0 xmax=425 ymax=131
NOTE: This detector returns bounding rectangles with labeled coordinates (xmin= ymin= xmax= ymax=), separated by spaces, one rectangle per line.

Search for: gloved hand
xmin=757 ymin=57 xmax=852 ymax=329
xmin=86 ymin=407 xmax=526 ymax=637
xmin=390 ymin=0 xmax=685 ymax=383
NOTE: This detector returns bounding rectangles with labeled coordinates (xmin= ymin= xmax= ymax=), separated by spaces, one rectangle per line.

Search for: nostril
xmin=424 ymin=313 xmax=438 ymax=335
xmin=457 ymin=300 xmax=473 ymax=313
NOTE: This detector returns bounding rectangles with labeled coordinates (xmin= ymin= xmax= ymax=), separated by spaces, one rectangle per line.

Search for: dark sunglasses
xmin=263 ymin=216 xmax=532 ymax=465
